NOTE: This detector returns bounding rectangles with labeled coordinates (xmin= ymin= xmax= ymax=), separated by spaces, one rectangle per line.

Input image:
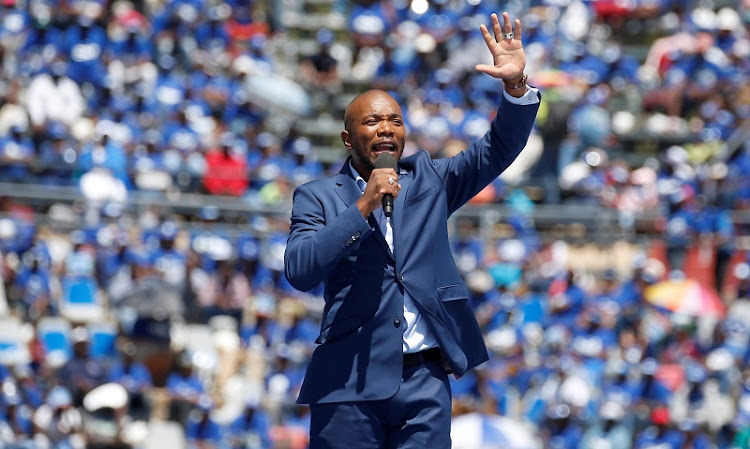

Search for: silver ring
xmin=503 ymin=32 xmax=514 ymax=40
xmin=388 ymin=177 xmax=395 ymax=185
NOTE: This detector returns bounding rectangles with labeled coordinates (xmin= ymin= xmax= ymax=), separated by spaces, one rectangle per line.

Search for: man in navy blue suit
xmin=284 ymin=12 xmax=540 ymax=449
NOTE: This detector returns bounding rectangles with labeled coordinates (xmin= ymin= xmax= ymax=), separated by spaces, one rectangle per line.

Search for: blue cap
xmin=199 ymin=205 xmax=220 ymax=221
xmin=239 ymin=238 xmax=259 ymax=261
xmin=316 ymin=28 xmax=333 ymax=45
xmin=159 ymin=221 xmax=178 ymax=240
xmin=47 ymin=386 xmax=72 ymax=409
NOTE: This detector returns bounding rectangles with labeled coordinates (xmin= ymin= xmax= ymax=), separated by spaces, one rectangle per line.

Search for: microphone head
xmin=374 ymin=152 xmax=397 ymax=171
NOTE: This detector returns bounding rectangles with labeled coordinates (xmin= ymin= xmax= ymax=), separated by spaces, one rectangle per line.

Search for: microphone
xmin=374 ymin=153 xmax=397 ymax=218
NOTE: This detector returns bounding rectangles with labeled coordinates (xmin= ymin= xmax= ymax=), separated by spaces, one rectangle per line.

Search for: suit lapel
xmin=333 ymin=171 xmax=360 ymax=208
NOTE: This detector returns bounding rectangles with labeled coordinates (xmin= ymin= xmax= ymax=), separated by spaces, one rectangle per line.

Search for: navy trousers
xmin=309 ymin=360 xmax=452 ymax=449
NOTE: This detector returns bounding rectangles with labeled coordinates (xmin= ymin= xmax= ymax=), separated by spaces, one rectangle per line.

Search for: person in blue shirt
xmin=38 ymin=122 xmax=78 ymax=186
xmin=542 ymin=402 xmax=585 ymax=449
xmin=13 ymin=250 xmax=53 ymax=319
xmin=148 ymin=221 xmax=188 ymax=288
xmin=184 ymin=398 xmax=225 ymax=449
xmin=349 ymin=0 xmax=394 ymax=67
xmin=77 ymin=133 xmax=131 ymax=188
xmin=195 ymin=8 xmax=231 ymax=52
xmin=547 ymin=270 xmax=588 ymax=328
xmin=0 ymin=394 xmax=34 ymax=443
xmin=166 ymin=351 xmax=207 ymax=424
xmin=226 ymin=397 xmax=272 ymax=449
xmin=162 ymin=107 xmax=201 ymax=154
xmin=0 ymin=126 xmax=36 ymax=183
xmin=664 ymin=186 xmax=697 ymax=273
xmin=62 ymin=15 xmax=108 ymax=87
xmin=57 ymin=327 xmax=109 ymax=407
xmin=108 ymin=339 xmax=153 ymax=420
xmin=634 ymin=358 xmax=672 ymax=406
xmin=107 ymin=25 xmax=151 ymax=67
xmin=12 ymin=364 xmax=44 ymax=409
xmin=21 ymin=20 xmax=61 ymax=63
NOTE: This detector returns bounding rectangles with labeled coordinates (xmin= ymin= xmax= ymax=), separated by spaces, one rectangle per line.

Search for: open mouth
xmin=373 ymin=141 xmax=397 ymax=153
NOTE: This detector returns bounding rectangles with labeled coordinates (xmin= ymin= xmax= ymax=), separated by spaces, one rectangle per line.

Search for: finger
xmin=492 ymin=13 xmax=503 ymax=43
xmin=479 ymin=23 xmax=496 ymax=50
xmin=503 ymin=12 xmax=512 ymax=35
xmin=515 ymin=19 xmax=522 ymax=41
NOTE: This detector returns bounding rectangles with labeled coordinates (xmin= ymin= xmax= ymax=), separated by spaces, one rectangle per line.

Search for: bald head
xmin=344 ymin=90 xmax=400 ymax=131
xmin=340 ymin=89 xmax=406 ymax=179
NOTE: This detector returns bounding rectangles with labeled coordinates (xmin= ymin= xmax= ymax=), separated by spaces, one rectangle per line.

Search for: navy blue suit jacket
xmin=285 ymin=93 xmax=540 ymax=405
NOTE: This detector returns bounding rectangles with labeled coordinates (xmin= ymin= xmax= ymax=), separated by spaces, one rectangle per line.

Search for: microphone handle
xmin=383 ymin=194 xmax=393 ymax=218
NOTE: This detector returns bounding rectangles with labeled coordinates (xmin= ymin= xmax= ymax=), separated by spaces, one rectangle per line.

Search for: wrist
xmin=503 ymin=74 xmax=527 ymax=96
xmin=356 ymin=197 xmax=374 ymax=218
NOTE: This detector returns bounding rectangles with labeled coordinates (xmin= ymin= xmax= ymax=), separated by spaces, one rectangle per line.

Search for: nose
xmin=377 ymin=120 xmax=394 ymax=136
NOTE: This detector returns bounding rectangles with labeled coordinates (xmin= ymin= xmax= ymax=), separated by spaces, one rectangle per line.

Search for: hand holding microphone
xmin=356 ymin=153 xmax=400 ymax=218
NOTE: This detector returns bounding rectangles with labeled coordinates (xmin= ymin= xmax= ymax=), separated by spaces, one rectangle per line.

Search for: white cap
xmin=716 ymin=7 xmax=741 ymax=30
xmin=83 ymin=383 xmax=129 ymax=411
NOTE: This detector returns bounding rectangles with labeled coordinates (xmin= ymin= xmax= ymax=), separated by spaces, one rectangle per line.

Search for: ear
xmin=340 ymin=130 xmax=351 ymax=150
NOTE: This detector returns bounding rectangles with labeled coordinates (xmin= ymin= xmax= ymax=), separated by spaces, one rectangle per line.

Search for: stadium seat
xmin=60 ymin=275 xmax=105 ymax=323
xmin=0 ymin=316 xmax=31 ymax=366
xmin=37 ymin=316 xmax=72 ymax=367
xmin=87 ymin=320 xmax=119 ymax=360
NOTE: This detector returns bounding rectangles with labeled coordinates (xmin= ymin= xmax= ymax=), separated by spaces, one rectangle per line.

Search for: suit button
xmin=394 ymin=316 xmax=401 ymax=328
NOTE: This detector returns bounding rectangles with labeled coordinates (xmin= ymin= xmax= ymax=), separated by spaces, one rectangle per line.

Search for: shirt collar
xmin=349 ymin=161 xmax=366 ymax=190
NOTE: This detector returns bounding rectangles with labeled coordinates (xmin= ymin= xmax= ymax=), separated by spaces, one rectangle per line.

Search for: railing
xmin=3 ymin=181 xmax=750 ymax=244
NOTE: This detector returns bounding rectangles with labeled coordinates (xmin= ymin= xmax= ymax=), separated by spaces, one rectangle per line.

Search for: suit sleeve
xmin=284 ymin=183 xmax=373 ymax=292
xmin=436 ymin=90 xmax=541 ymax=215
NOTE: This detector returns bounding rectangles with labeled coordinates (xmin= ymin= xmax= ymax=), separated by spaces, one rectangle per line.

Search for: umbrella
xmin=528 ymin=70 xmax=572 ymax=88
xmin=118 ymin=278 xmax=184 ymax=319
xmin=644 ymin=279 xmax=725 ymax=318
xmin=245 ymin=73 xmax=311 ymax=115
xmin=451 ymin=413 xmax=541 ymax=449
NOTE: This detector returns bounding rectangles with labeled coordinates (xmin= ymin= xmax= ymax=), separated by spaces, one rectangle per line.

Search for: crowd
xmin=1 ymin=0 xmax=750 ymax=448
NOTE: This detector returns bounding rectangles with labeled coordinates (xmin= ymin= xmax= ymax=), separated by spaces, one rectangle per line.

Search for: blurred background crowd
xmin=1 ymin=0 xmax=750 ymax=448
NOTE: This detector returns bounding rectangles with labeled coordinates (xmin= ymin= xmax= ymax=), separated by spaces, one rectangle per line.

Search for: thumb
xmin=475 ymin=64 xmax=499 ymax=76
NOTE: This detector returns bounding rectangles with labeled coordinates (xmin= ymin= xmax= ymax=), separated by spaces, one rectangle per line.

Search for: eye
xmin=392 ymin=118 xmax=403 ymax=125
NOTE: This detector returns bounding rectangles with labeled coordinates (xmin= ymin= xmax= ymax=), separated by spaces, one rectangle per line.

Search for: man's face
xmin=341 ymin=90 xmax=406 ymax=180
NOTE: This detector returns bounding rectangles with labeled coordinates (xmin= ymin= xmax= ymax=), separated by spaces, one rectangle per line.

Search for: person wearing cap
xmin=284 ymin=12 xmax=539 ymax=449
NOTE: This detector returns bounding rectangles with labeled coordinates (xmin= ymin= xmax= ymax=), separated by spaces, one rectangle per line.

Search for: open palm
xmin=475 ymin=12 xmax=526 ymax=82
